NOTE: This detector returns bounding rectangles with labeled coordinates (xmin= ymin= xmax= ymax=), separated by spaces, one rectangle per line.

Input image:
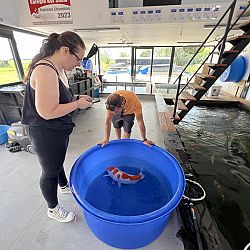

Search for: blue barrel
xmin=220 ymin=56 xmax=247 ymax=82
xmin=0 ymin=125 xmax=10 ymax=144
xmin=93 ymin=88 xmax=99 ymax=98
xmin=82 ymin=58 xmax=93 ymax=70
xmin=70 ymin=139 xmax=185 ymax=249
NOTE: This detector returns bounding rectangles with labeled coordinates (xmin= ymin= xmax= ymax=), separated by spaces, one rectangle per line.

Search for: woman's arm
xmin=32 ymin=66 xmax=92 ymax=120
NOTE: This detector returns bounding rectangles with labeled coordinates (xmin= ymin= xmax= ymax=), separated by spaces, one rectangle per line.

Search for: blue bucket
xmin=220 ymin=56 xmax=247 ymax=82
xmin=0 ymin=125 xmax=10 ymax=144
xmin=70 ymin=139 xmax=185 ymax=249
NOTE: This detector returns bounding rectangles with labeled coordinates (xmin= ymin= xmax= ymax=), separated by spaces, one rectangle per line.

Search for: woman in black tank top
xmin=21 ymin=31 xmax=93 ymax=223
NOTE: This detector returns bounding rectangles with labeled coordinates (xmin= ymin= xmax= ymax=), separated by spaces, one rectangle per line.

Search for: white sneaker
xmin=47 ymin=204 xmax=74 ymax=223
xmin=60 ymin=183 xmax=71 ymax=194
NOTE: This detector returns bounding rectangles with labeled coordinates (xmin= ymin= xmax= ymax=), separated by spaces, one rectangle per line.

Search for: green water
xmin=177 ymin=106 xmax=250 ymax=250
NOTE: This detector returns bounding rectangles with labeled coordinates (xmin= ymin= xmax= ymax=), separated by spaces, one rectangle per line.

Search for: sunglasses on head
xmin=105 ymin=100 xmax=124 ymax=110
xmin=105 ymin=103 xmax=116 ymax=111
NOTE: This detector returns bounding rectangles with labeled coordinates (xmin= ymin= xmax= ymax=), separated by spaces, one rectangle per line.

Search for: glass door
xmin=134 ymin=47 xmax=153 ymax=82
xmin=151 ymin=47 xmax=172 ymax=84
xmin=98 ymin=47 xmax=132 ymax=93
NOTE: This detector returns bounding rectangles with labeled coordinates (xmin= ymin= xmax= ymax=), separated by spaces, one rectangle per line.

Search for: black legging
xmin=29 ymin=126 xmax=73 ymax=209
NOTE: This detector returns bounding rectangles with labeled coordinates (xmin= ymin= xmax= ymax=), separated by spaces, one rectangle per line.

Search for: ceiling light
xmin=177 ymin=41 xmax=203 ymax=44
xmin=203 ymin=24 xmax=227 ymax=29
xmin=108 ymin=42 xmax=133 ymax=45
xmin=74 ymin=27 xmax=120 ymax=32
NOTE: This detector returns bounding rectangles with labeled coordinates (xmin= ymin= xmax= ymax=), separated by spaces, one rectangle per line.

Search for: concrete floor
xmin=0 ymin=97 xmax=184 ymax=250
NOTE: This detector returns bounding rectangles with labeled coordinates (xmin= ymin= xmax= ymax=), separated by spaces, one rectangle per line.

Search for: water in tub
xmin=83 ymin=158 xmax=172 ymax=216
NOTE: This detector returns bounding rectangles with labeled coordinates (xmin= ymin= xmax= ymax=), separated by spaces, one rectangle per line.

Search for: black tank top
xmin=21 ymin=61 xmax=75 ymax=130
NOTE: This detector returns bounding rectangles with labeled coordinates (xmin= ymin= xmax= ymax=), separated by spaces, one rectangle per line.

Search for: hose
xmin=190 ymin=203 xmax=204 ymax=250
xmin=180 ymin=175 xmax=206 ymax=250
xmin=183 ymin=178 xmax=206 ymax=202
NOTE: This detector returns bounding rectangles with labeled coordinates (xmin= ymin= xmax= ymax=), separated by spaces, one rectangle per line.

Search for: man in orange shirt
xmin=100 ymin=90 xmax=155 ymax=147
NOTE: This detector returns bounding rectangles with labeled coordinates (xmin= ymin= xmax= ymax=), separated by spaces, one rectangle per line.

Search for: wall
xmin=1 ymin=0 xmax=247 ymax=29
xmin=0 ymin=0 xmax=18 ymax=26
xmin=112 ymin=0 xmax=234 ymax=8
xmin=16 ymin=0 xmax=248 ymax=28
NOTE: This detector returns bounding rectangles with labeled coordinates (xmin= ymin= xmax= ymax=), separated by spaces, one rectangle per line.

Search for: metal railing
xmin=172 ymin=0 xmax=250 ymax=119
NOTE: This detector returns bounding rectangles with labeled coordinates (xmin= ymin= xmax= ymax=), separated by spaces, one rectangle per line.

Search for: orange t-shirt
xmin=114 ymin=90 xmax=142 ymax=116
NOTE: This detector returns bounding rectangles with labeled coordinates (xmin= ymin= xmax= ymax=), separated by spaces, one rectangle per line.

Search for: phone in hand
xmin=92 ymin=99 xmax=100 ymax=103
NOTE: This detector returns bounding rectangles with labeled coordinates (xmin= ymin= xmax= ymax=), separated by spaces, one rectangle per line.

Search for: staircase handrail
xmin=179 ymin=2 xmax=250 ymax=95
xmin=179 ymin=2 xmax=249 ymax=95
xmin=172 ymin=0 xmax=250 ymax=118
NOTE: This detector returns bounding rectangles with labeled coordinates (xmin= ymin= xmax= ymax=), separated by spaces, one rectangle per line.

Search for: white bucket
xmin=208 ymin=85 xmax=222 ymax=98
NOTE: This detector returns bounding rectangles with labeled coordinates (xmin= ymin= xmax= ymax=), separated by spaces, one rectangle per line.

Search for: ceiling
xmin=22 ymin=1 xmax=249 ymax=47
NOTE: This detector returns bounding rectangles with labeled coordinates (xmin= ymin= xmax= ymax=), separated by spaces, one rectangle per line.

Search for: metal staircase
xmin=170 ymin=0 xmax=250 ymax=124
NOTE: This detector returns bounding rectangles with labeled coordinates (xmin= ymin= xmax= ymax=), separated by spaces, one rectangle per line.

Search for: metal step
xmin=222 ymin=50 xmax=240 ymax=58
xmin=238 ymin=20 xmax=250 ymax=32
xmin=179 ymin=91 xmax=197 ymax=101
xmin=227 ymin=35 xmax=250 ymax=46
xmin=162 ymin=91 xmax=197 ymax=101
xmin=189 ymin=83 xmax=206 ymax=91
xmin=205 ymin=63 xmax=228 ymax=70
xmin=172 ymin=99 xmax=188 ymax=111
xmin=196 ymin=73 xmax=217 ymax=80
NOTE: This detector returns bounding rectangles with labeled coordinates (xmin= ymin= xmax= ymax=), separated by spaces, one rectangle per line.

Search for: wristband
xmin=142 ymin=138 xmax=147 ymax=142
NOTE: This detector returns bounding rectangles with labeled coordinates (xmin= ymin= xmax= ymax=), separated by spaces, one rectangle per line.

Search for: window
xmin=152 ymin=47 xmax=172 ymax=84
xmin=0 ymin=36 xmax=19 ymax=84
xmin=14 ymin=31 xmax=44 ymax=78
xmin=99 ymin=47 xmax=132 ymax=92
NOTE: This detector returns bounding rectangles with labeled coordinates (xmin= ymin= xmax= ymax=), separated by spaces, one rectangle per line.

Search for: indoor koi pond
xmin=177 ymin=106 xmax=250 ymax=250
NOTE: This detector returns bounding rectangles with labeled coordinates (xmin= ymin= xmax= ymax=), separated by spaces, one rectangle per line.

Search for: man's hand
xmin=143 ymin=139 xmax=155 ymax=146
xmin=98 ymin=139 xmax=109 ymax=148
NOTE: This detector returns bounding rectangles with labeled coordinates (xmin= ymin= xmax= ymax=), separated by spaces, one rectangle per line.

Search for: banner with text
xmin=28 ymin=0 xmax=73 ymax=25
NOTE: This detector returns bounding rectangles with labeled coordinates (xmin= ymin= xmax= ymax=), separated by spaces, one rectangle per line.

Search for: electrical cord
xmin=179 ymin=174 xmax=207 ymax=250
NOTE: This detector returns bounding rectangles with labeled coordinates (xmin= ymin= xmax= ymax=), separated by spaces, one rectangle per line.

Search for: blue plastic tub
xmin=0 ymin=125 xmax=10 ymax=144
xmin=220 ymin=56 xmax=247 ymax=82
xmin=70 ymin=139 xmax=185 ymax=249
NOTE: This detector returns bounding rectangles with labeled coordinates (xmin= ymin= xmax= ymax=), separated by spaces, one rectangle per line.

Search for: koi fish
xmin=106 ymin=166 xmax=145 ymax=187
